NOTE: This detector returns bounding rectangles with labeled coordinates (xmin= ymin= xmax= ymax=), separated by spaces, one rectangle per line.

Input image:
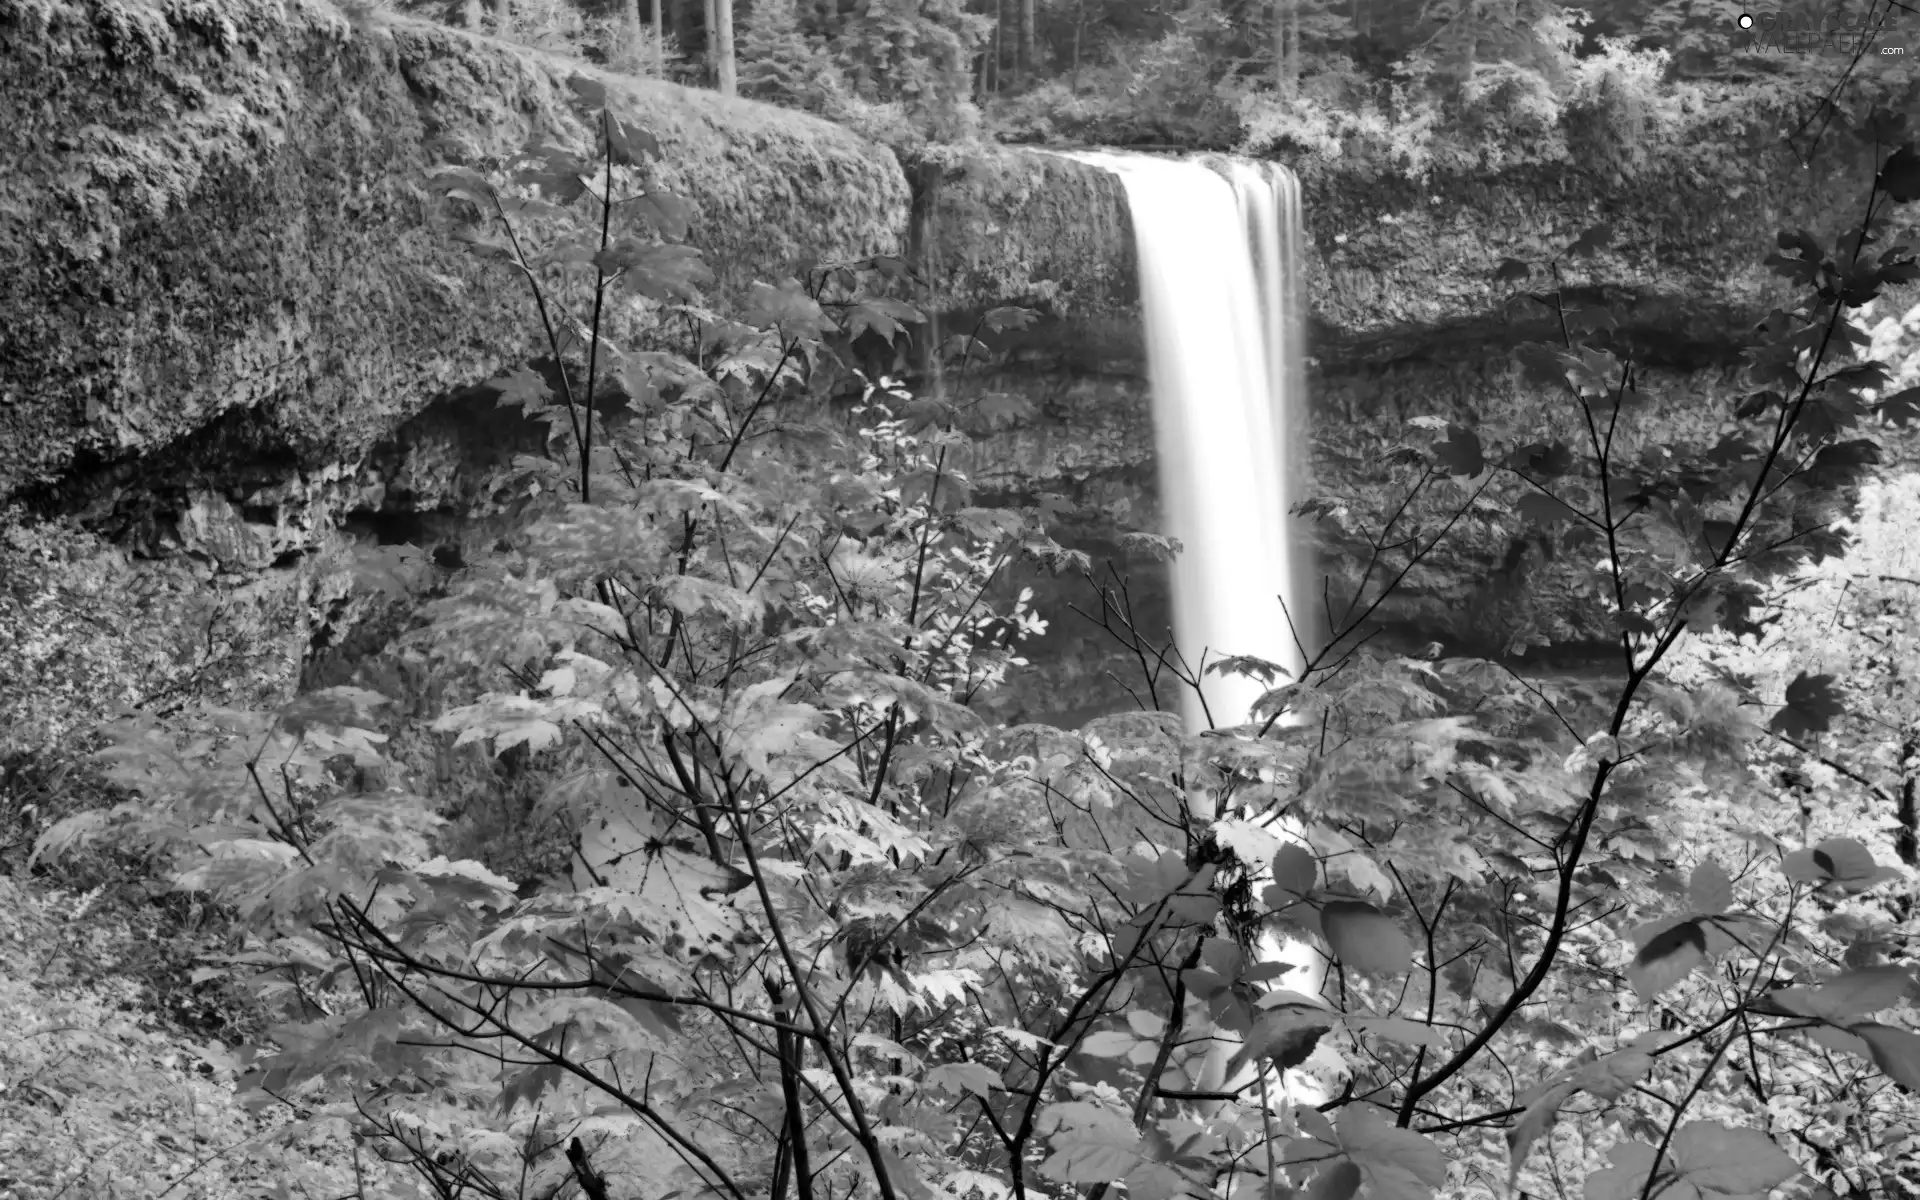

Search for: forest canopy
xmin=372 ymin=0 xmax=1918 ymax=153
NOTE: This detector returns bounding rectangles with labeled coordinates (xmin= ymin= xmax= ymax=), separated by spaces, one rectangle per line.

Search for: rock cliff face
xmin=916 ymin=124 xmax=1918 ymax=714
xmin=0 ymin=0 xmax=907 ymax=505
xmin=0 ymin=0 xmax=906 ymax=744
xmin=3 ymin=0 xmax=1914 ymax=739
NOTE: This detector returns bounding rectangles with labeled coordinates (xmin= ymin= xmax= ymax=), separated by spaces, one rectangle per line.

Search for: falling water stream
xmin=1068 ymin=152 xmax=1312 ymax=729
xmin=1065 ymin=150 xmax=1327 ymax=1100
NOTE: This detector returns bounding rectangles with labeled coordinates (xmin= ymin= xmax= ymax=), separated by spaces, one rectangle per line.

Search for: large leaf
xmin=1852 ymin=1022 xmax=1920 ymax=1090
xmin=1272 ymin=842 xmax=1318 ymax=899
xmin=1080 ymin=1030 xmax=1140 ymax=1057
xmin=1338 ymin=1109 xmax=1446 ymax=1200
xmin=925 ymin=1062 xmax=1000 ymax=1100
xmin=1669 ymin=1121 xmax=1800 ymax=1193
xmin=597 ymin=239 xmax=713 ymax=301
xmin=1687 ymin=860 xmax=1733 ymax=915
xmin=1517 ymin=491 xmax=1581 ymax=527
xmin=653 ymin=575 xmax=765 ymax=626
xmin=1583 ymin=1143 xmax=1664 ymax=1200
xmin=1769 ymin=671 xmax=1844 ymax=737
xmin=1036 ymin=1102 xmax=1143 ymax=1183
xmin=742 ymin=278 xmax=836 ymax=338
xmin=1320 ymin=901 xmax=1412 ymax=975
xmin=1305 ymin=1162 xmax=1362 ymax=1200
xmin=1507 ymin=1080 xmax=1576 ymax=1186
xmin=602 ymin=114 xmax=662 ymax=167
xmin=573 ymin=798 xmax=752 ymax=954
xmin=846 ymin=297 xmax=926 ymax=343
xmin=1432 ymin=423 xmax=1484 ymax=476
xmin=1510 ymin=1046 xmax=1656 ymax=1184
xmin=1880 ymin=144 xmax=1920 ymax=203
xmin=717 ymin=677 xmax=835 ymax=788
xmin=1782 ymin=836 xmax=1900 ymax=891
xmin=1627 ymin=919 xmax=1707 ymax=1001
xmin=1572 ymin=1048 xmax=1655 ymax=1100
xmin=1766 ymin=965 xmax=1915 ymax=1025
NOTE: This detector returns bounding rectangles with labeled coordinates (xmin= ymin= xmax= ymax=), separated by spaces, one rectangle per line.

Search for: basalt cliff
xmin=4 ymin=0 xmax=1916 ymax=739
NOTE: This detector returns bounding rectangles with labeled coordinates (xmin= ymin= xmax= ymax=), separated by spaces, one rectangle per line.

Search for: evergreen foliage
xmin=357 ymin=0 xmax=1917 ymax=163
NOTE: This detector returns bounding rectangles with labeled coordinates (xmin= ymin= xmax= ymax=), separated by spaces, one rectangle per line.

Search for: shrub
xmin=29 ymin=81 xmax=1920 ymax=1200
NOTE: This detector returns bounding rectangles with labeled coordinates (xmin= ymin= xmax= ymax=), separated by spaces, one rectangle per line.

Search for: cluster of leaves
xmin=1665 ymin=472 xmax=1920 ymax=862
xmin=0 ymin=503 xmax=302 ymax=758
xmin=32 ymin=75 xmax=1920 ymax=1200
xmin=0 ymin=874 xmax=421 ymax=1199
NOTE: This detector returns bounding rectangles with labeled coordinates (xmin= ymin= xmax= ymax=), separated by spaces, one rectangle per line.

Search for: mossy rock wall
xmin=1298 ymin=112 xmax=1899 ymax=354
xmin=0 ymin=0 xmax=908 ymax=504
xmin=929 ymin=87 xmax=1918 ymax=358
xmin=921 ymin=146 xmax=1137 ymax=318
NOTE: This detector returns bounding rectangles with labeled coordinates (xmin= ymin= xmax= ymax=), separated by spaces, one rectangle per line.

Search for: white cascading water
xmin=1065 ymin=151 xmax=1326 ymax=1101
xmin=1066 ymin=153 xmax=1311 ymax=728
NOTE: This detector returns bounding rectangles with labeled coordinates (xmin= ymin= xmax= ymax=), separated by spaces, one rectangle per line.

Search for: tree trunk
xmin=622 ymin=0 xmax=642 ymax=70
xmin=1898 ymin=736 xmax=1917 ymax=866
xmin=1274 ymin=0 xmax=1297 ymax=98
xmin=653 ymin=0 xmax=665 ymax=74
xmin=1018 ymin=0 xmax=1035 ymax=86
xmin=714 ymin=0 xmax=737 ymax=95
xmin=1289 ymin=0 xmax=1299 ymax=90
xmin=1071 ymin=0 xmax=1084 ymax=79
xmin=703 ymin=0 xmax=717 ymax=83
xmin=991 ymin=0 xmax=1003 ymax=93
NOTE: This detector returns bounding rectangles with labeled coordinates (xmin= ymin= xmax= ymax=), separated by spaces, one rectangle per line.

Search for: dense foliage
xmin=21 ymin=70 xmax=1920 ymax=1200
xmin=364 ymin=0 xmax=1916 ymax=158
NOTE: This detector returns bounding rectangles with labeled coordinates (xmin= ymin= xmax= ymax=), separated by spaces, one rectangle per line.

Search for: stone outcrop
xmin=4 ymin=0 xmax=1917 ymax=739
xmin=0 ymin=0 xmax=907 ymax=747
xmin=0 ymin=0 xmax=908 ymax=507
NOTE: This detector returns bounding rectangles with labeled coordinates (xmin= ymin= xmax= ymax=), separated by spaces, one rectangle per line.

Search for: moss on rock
xmin=0 ymin=0 xmax=908 ymax=503
xmin=921 ymin=145 xmax=1136 ymax=317
xmin=928 ymin=83 xmax=1917 ymax=358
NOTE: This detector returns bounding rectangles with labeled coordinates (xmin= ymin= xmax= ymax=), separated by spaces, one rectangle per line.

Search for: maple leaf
xmin=845 ymin=297 xmax=925 ymax=343
xmin=597 ymin=238 xmax=713 ymax=301
xmin=488 ymin=365 xmax=552 ymax=410
xmin=1769 ymin=671 xmax=1844 ymax=737
xmin=573 ymin=798 xmax=752 ymax=954
xmin=741 ymin=278 xmax=836 ymax=337
xmin=1036 ymin=1101 xmax=1143 ymax=1184
xmin=1431 ymin=423 xmax=1484 ymax=476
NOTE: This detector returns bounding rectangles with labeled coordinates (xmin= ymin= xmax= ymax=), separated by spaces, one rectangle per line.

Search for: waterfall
xmin=1068 ymin=150 xmax=1326 ymax=1100
xmin=1069 ymin=153 xmax=1311 ymax=731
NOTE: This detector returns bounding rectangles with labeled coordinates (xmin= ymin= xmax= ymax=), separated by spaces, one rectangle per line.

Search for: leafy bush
xmin=0 ymin=874 xmax=426 ymax=1199
xmin=0 ymin=507 xmax=311 ymax=757
xmin=1237 ymin=8 xmax=1686 ymax=177
xmin=991 ymin=11 xmax=1250 ymax=149
xmin=30 ymin=84 xmax=1920 ymax=1200
xmin=1237 ymin=72 xmax=1441 ymax=171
